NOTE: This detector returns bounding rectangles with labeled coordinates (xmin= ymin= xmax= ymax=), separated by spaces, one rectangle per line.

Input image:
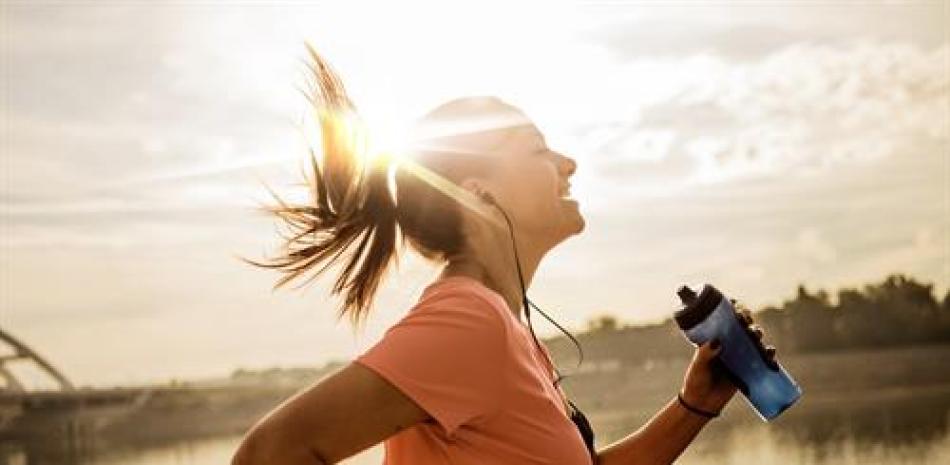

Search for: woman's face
xmin=482 ymin=123 xmax=585 ymax=250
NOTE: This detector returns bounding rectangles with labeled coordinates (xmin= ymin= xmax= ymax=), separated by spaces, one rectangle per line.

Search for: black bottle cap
xmin=674 ymin=283 xmax=724 ymax=331
xmin=676 ymin=285 xmax=698 ymax=305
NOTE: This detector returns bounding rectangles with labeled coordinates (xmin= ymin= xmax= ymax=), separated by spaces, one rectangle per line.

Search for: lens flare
xmin=302 ymin=104 xmax=527 ymax=229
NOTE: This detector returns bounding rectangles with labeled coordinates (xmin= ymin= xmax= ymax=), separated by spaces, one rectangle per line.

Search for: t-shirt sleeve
xmin=354 ymin=289 xmax=508 ymax=438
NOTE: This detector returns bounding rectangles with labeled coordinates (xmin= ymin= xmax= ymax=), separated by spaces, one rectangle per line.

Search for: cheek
xmin=512 ymin=159 xmax=557 ymax=196
xmin=506 ymin=170 xmax=559 ymax=227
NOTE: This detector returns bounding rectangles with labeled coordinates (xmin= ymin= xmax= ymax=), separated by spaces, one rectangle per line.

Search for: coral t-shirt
xmin=355 ymin=275 xmax=594 ymax=465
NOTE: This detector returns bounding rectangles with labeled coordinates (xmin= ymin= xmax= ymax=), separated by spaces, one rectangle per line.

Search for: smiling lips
xmin=559 ymin=183 xmax=572 ymax=199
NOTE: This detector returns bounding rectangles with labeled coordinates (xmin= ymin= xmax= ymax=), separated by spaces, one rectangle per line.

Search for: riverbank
xmin=7 ymin=343 xmax=949 ymax=462
xmin=562 ymin=343 xmax=950 ymax=446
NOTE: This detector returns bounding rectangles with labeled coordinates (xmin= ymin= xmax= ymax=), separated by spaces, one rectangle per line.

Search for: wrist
xmin=676 ymin=389 xmax=720 ymax=419
xmin=680 ymin=385 xmax=724 ymax=412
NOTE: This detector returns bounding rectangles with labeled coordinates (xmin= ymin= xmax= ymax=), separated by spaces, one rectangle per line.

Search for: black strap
xmin=567 ymin=399 xmax=597 ymax=460
xmin=677 ymin=391 xmax=720 ymax=418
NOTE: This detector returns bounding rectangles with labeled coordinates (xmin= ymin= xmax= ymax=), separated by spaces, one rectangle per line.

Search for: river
xmin=5 ymin=387 xmax=948 ymax=465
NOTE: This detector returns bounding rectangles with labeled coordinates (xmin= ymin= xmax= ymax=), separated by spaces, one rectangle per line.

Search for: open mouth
xmin=559 ymin=183 xmax=574 ymax=200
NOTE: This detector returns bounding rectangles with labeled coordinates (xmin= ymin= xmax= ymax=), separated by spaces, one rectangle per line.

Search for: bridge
xmin=0 ymin=326 xmax=316 ymax=461
xmin=0 ymin=327 xmax=153 ymax=451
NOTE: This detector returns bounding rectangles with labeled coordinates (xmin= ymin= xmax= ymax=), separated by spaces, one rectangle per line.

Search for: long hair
xmin=242 ymin=42 xmax=514 ymax=328
xmin=240 ymin=43 xmax=400 ymax=329
xmin=241 ymin=45 xmax=586 ymax=381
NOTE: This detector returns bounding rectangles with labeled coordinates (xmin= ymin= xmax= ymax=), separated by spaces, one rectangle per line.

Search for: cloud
xmin=3 ymin=2 xmax=948 ymax=386
xmin=580 ymin=39 xmax=948 ymax=195
xmin=582 ymin=2 xmax=948 ymax=61
xmin=796 ymin=227 xmax=839 ymax=264
xmin=588 ymin=21 xmax=832 ymax=62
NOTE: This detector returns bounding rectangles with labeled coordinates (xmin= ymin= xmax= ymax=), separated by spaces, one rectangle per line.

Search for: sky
xmin=1 ymin=0 xmax=947 ymax=389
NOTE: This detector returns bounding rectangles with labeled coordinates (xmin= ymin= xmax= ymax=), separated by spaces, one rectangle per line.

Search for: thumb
xmin=699 ymin=339 xmax=722 ymax=360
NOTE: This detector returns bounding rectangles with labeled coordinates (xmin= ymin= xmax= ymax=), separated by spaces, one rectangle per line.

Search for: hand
xmin=679 ymin=299 xmax=777 ymax=415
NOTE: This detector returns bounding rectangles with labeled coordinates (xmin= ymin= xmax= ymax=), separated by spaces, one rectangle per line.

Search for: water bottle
xmin=674 ymin=283 xmax=802 ymax=421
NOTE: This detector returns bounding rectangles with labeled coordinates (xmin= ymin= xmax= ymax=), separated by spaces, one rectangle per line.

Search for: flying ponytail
xmin=241 ymin=43 xmax=399 ymax=329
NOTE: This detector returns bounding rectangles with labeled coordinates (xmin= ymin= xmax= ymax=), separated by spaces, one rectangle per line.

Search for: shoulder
xmin=353 ymin=280 xmax=513 ymax=438
xmin=394 ymin=281 xmax=511 ymax=344
xmin=416 ymin=280 xmax=504 ymax=312
xmin=417 ymin=280 xmax=508 ymax=319
xmin=358 ymin=279 xmax=513 ymax=386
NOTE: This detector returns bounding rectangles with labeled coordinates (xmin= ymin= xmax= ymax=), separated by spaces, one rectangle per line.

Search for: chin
xmin=569 ymin=215 xmax=586 ymax=236
xmin=566 ymin=204 xmax=586 ymax=234
xmin=553 ymin=216 xmax=586 ymax=245
xmin=556 ymin=199 xmax=585 ymax=234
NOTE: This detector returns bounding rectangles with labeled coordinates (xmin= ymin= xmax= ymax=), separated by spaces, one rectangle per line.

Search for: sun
xmin=297 ymin=105 xmax=412 ymax=176
xmin=297 ymin=101 xmax=506 ymax=229
xmin=362 ymin=112 xmax=413 ymax=171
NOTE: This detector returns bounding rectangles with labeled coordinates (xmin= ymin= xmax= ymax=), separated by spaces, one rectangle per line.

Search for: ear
xmin=458 ymin=179 xmax=505 ymax=229
xmin=460 ymin=178 xmax=490 ymax=201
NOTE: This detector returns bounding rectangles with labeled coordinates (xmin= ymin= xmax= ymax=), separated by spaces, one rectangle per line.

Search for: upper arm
xmin=353 ymin=292 xmax=509 ymax=437
xmin=234 ymin=361 xmax=432 ymax=464
xmin=233 ymin=288 xmax=507 ymax=464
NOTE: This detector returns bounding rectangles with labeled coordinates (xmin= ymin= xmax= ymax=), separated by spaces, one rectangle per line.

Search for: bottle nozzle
xmin=677 ymin=285 xmax=698 ymax=305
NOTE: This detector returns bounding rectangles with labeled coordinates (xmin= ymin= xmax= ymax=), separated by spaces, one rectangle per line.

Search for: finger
xmin=738 ymin=312 xmax=751 ymax=325
xmin=736 ymin=311 xmax=752 ymax=327
xmin=699 ymin=339 xmax=722 ymax=360
xmin=733 ymin=304 xmax=747 ymax=320
xmin=730 ymin=298 xmax=743 ymax=312
xmin=749 ymin=324 xmax=763 ymax=340
xmin=741 ymin=308 xmax=753 ymax=323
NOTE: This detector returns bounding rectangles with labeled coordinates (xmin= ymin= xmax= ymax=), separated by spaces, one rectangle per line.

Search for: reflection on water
xmin=625 ymin=386 xmax=950 ymax=465
xmin=0 ymin=435 xmax=384 ymax=465
xmin=4 ymin=391 xmax=948 ymax=465
xmin=678 ymin=424 xmax=950 ymax=465
xmin=0 ymin=435 xmax=250 ymax=465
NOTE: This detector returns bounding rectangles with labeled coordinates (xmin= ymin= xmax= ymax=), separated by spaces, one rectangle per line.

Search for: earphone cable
xmin=489 ymin=199 xmax=584 ymax=387
xmin=486 ymin=194 xmax=598 ymax=459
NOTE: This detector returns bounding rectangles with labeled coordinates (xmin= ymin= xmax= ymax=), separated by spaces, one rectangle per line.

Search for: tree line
xmin=549 ymin=273 xmax=950 ymax=363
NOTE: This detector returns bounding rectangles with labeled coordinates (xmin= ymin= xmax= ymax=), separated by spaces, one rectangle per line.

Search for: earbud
xmin=478 ymin=190 xmax=496 ymax=205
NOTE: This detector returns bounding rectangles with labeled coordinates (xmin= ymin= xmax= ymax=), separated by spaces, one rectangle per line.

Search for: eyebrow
xmin=530 ymin=129 xmax=547 ymax=146
xmin=510 ymin=125 xmax=546 ymax=150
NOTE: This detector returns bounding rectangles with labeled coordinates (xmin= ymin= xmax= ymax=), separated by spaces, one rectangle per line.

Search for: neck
xmin=440 ymin=242 xmax=544 ymax=322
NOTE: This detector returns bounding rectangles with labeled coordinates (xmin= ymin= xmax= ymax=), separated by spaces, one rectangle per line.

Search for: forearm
xmin=594 ymin=395 xmax=711 ymax=465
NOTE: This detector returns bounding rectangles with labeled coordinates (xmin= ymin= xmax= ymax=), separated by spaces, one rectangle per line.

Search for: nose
xmin=559 ymin=153 xmax=577 ymax=177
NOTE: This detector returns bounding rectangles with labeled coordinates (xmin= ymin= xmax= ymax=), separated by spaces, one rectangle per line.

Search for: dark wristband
xmin=677 ymin=391 xmax=720 ymax=419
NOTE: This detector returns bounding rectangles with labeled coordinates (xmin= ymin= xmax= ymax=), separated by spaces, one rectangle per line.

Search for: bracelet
xmin=677 ymin=391 xmax=720 ymax=419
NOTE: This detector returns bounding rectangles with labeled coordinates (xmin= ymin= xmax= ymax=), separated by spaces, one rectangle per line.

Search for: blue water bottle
xmin=674 ymin=283 xmax=802 ymax=421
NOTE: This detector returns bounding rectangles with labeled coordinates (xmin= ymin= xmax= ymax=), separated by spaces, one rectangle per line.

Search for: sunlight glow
xmin=395 ymin=156 xmax=505 ymax=229
xmin=301 ymin=102 xmax=505 ymax=228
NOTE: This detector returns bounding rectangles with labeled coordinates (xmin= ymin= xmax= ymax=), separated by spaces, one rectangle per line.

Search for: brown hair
xmin=242 ymin=43 xmax=530 ymax=329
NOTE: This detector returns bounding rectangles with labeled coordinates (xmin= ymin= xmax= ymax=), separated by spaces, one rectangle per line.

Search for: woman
xmin=232 ymin=45 xmax=775 ymax=465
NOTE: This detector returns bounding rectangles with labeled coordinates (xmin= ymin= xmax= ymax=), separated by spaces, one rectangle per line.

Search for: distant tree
xmin=784 ymin=273 xmax=949 ymax=350
xmin=547 ymin=272 xmax=949 ymax=362
xmin=586 ymin=314 xmax=619 ymax=332
xmin=864 ymin=274 xmax=937 ymax=309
